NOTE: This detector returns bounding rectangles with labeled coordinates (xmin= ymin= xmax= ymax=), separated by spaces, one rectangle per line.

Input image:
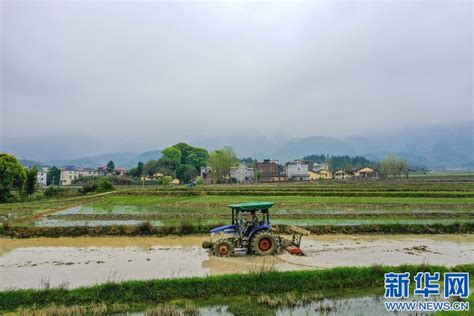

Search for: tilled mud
xmin=0 ymin=234 xmax=472 ymax=290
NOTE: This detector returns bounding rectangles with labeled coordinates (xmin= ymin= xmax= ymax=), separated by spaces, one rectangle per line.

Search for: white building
xmin=37 ymin=170 xmax=47 ymax=187
xmin=200 ymin=166 xmax=214 ymax=184
xmin=230 ymin=164 xmax=254 ymax=184
xmin=60 ymin=167 xmax=79 ymax=185
xmin=285 ymin=160 xmax=312 ymax=181
xmin=78 ymin=167 xmax=99 ymax=177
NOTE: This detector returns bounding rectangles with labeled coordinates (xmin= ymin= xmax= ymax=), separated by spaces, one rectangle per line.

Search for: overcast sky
xmin=1 ymin=0 xmax=472 ymax=160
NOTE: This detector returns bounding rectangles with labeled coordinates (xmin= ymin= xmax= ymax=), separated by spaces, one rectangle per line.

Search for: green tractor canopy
xmin=227 ymin=202 xmax=274 ymax=212
xmin=227 ymin=202 xmax=274 ymax=225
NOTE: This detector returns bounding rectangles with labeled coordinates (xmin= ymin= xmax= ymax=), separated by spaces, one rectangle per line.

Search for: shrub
xmin=162 ymin=176 xmax=173 ymax=186
xmin=97 ymin=178 xmax=114 ymax=192
xmin=72 ymin=176 xmax=95 ymax=185
xmin=195 ymin=176 xmax=204 ymax=185
xmin=79 ymin=182 xmax=98 ymax=195
xmin=44 ymin=186 xmax=67 ymax=197
xmin=136 ymin=221 xmax=154 ymax=235
xmin=78 ymin=177 xmax=114 ymax=195
xmin=110 ymin=176 xmax=133 ymax=186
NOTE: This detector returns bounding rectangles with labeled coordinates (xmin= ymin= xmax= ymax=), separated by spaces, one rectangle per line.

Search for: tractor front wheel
xmin=213 ymin=240 xmax=234 ymax=257
xmin=250 ymin=231 xmax=278 ymax=256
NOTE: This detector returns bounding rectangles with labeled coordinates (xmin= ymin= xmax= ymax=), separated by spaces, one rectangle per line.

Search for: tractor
xmin=202 ymin=202 xmax=309 ymax=256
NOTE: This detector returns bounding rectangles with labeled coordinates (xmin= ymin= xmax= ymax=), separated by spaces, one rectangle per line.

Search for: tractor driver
xmin=241 ymin=211 xmax=258 ymax=236
xmin=250 ymin=211 xmax=258 ymax=224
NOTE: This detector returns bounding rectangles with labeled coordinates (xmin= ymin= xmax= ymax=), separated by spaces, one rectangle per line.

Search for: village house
xmin=309 ymin=168 xmax=333 ymax=180
xmin=230 ymin=164 xmax=254 ymax=184
xmin=78 ymin=167 xmax=99 ymax=178
xmin=309 ymin=163 xmax=333 ymax=180
xmin=285 ymin=160 xmax=312 ymax=181
xmin=334 ymin=170 xmax=352 ymax=180
xmin=313 ymin=163 xmax=330 ymax=171
xmin=114 ymin=167 xmax=127 ymax=176
xmin=353 ymin=167 xmax=380 ymax=179
xmin=37 ymin=169 xmax=48 ymax=187
xmin=97 ymin=166 xmax=108 ymax=176
xmin=171 ymin=179 xmax=180 ymax=185
xmin=60 ymin=166 xmax=79 ymax=185
xmin=141 ymin=172 xmax=163 ymax=181
xmin=200 ymin=166 xmax=215 ymax=184
xmin=255 ymin=159 xmax=285 ymax=182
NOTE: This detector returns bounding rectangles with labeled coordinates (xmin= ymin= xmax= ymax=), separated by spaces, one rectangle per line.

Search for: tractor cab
xmin=230 ymin=202 xmax=272 ymax=237
xmin=202 ymin=202 xmax=278 ymax=256
xmin=202 ymin=201 xmax=310 ymax=257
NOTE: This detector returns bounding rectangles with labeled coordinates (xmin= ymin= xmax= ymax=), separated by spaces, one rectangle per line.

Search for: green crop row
xmin=98 ymin=195 xmax=474 ymax=206
xmin=1 ymin=264 xmax=472 ymax=311
xmin=123 ymin=190 xmax=474 ymax=198
xmin=45 ymin=211 xmax=474 ymax=221
xmin=133 ymin=185 xmax=474 ymax=192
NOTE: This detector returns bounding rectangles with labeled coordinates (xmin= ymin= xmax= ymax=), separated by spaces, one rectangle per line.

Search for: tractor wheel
xmin=250 ymin=231 xmax=278 ymax=256
xmin=213 ymin=240 xmax=234 ymax=257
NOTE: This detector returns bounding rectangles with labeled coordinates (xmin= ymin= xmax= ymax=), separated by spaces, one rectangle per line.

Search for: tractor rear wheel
xmin=213 ymin=240 xmax=234 ymax=257
xmin=250 ymin=231 xmax=278 ymax=256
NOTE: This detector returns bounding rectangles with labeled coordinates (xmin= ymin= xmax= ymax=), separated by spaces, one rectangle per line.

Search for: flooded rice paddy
xmin=1 ymin=234 xmax=472 ymax=290
xmin=54 ymin=205 xmax=469 ymax=215
xmin=128 ymin=291 xmax=421 ymax=315
xmin=32 ymin=204 xmax=474 ymax=227
xmin=175 ymin=293 xmax=457 ymax=316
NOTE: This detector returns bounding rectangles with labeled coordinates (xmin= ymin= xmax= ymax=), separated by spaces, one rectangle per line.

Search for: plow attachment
xmin=278 ymin=225 xmax=310 ymax=256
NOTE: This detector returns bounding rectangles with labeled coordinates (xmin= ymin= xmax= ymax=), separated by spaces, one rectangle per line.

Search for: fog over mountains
xmin=3 ymin=2 xmax=471 ymax=169
xmin=10 ymin=121 xmax=473 ymax=170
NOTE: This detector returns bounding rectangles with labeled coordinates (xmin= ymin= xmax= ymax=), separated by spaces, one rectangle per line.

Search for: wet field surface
xmin=1 ymin=234 xmax=473 ymax=290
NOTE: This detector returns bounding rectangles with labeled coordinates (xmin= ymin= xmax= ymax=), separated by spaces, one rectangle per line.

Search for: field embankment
xmin=1 ymin=264 xmax=472 ymax=311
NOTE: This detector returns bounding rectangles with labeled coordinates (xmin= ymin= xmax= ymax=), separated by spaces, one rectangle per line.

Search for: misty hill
xmin=10 ymin=121 xmax=473 ymax=170
xmin=43 ymin=150 xmax=162 ymax=169
xmin=268 ymin=122 xmax=473 ymax=170
xmin=131 ymin=150 xmax=162 ymax=166
xmin=195 ymin=121 xmax=473 ymax=170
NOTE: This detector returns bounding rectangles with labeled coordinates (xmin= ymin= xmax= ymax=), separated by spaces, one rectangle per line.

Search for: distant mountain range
xmin=13 ymin=121 xmax=474 ymax=170
xmin=195 ymin=121 xmax=473 ymax=170
xmin=20 ymin=150 xmax=163 ymax=169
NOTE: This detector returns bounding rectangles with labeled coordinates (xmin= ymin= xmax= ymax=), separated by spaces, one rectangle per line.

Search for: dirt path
xmin=1 ymin=234 xmax=472 ymax=290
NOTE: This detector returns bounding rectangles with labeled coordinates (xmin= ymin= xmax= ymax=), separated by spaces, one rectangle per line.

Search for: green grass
xmin=1 ymin=264 xmax=472 ymax=311
xmin=94 ymin=194 xmax=474 ymax=206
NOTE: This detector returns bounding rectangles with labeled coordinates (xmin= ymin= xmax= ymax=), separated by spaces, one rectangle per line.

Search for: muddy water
xmin=1 ymin=235 xmax=473 ymax=290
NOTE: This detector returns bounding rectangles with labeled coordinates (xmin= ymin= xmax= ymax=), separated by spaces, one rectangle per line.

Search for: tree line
xmin=127 ymin=143 xmax=239 ymax=184
xmin=0 ymin=146 xmax=413 ymax=203
xmin=302 ymin=154 xmax=375 ymax=172
xmin=380 ymin=154 xmax=409 ymax=178
xmin=0 ymin=154 xmax=40 ymax=202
